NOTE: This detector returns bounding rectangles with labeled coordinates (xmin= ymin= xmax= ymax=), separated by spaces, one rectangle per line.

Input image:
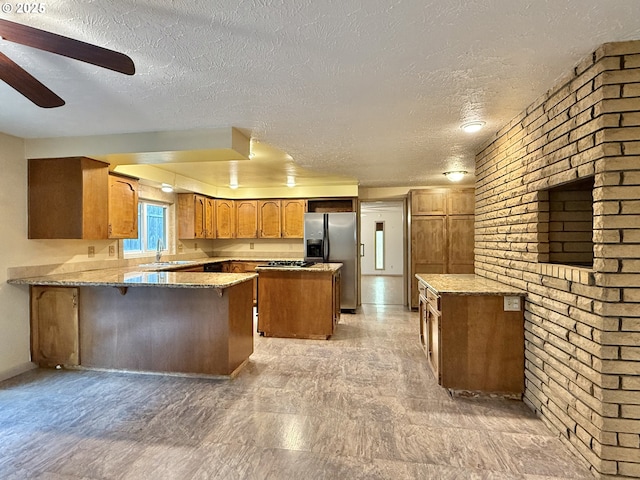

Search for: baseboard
xmin=0 ymin=362 xmax=37 ymax=382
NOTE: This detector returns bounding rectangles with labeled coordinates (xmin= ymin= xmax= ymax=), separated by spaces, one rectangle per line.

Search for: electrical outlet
xmin=178 ymin=244 xmax=183 ymax=252
xmin=88 ymin=246 xmax=95 ymax=258
xmin=504 ymin=296 xmax=521 ymax=311
xmin=108 ymin=245 xmax=115 ymax=257
xmin=194 ymin=243 xmax=198 ymax=250
xmin=250 ymin=242 xmax=254 ymax=250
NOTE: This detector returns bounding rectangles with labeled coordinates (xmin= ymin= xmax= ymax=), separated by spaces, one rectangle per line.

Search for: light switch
xmin=504 ymin=296 xmax=521 ymax=311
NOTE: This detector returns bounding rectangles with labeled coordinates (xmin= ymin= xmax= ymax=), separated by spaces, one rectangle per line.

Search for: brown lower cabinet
xmin=257 ymin=267 xmax=341 ymax=339
xmin=418 ymin=280 xmax=524 ymax=395
xmin=30 ymin=286 xmax=79 ymax=367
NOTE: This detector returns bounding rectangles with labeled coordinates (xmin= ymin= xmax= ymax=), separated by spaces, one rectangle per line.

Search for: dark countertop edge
xmin=415 ymin=273 xmax=526 ymax=296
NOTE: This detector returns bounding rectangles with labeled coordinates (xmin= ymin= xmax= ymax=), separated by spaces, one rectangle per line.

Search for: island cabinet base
xmin=257 ymin=269 xmax=340 ymax=339
xmin=436 ymin=294 xmax=524 ymax=395
xmin=78 ymin=281 xmax=254 ymax=376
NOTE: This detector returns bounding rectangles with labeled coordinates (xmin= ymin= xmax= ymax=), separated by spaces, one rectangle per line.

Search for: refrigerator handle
xmin=323 ymin=214 xmax=330 ymax=262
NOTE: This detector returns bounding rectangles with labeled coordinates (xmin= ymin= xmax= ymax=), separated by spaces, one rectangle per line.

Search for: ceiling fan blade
xmin=0 ymin=19 xmax=135 ymax=75
xmin=0 ymin=51 xmax=65 ymax=108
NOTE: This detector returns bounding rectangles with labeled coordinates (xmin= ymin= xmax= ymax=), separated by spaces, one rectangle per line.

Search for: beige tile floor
xmin=361 ymin=275 xmax=405 ymax=305
xmin=0 ymin=304 xmax=593 ymax=479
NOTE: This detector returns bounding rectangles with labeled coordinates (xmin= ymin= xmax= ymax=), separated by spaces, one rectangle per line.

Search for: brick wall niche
xmin=546 ymin=176 xmax=595 ymax=267
xmin=475 ymin=40 xmax=640 ymax=479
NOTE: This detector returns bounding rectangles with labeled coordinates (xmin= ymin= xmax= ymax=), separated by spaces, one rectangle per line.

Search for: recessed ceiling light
xmin=443 ymin=171 xmax=467 ymax=182
xmin=461 ymin=121 xmax=485 ymax=133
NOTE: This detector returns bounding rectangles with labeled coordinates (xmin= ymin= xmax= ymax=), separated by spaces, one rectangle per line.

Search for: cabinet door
xmin=447 ymin=215 xmax=475 ymax=273
xmin=236 ymin=200 xmax=258 ymax=238
xmin=448 ymin=190 xmax=475 ymax=215
xmin=28 ymin=157 xmax=109 ymax=239
xmin=281 ymin=199 xmax=305 ymax=238
xmin=426 ymin=303 xmax=441 ymax=383
xmin=411 ymin=190 xmax=447 ymax=215
xmin=216 ymin=199 xmax=236 ymax=238
xmin=31 ymin=286 xmax=79 ymax=367
xmin=108 ymin=174 xmax=139 ymax=239
xmin=205 ymin=197 xmax=216 ymax=239
xmin=258 ymin=200 xmax=281 ymax=238
xmin=411 ymin=216 xmax=446 ymax=308
xmin=178 ymin=194 xmax=207 ymax=239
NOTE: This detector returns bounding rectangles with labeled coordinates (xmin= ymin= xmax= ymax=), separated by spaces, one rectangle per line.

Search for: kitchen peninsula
xmin=10 ymin=268 xmax=256 ymax=377
xmin=256 ymin=262 xmax=342 ymax=339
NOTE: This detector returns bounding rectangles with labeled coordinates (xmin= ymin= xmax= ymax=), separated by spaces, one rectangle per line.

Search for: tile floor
xmin=0 ymin=304 xmax=593 ymax=479
xmin=361 ymin=275 xmax=405 ymax=305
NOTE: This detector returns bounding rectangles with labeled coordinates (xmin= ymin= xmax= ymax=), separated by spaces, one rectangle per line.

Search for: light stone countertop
xmin=415 ymin=274 xmax=526 ymax=296
xmin=8 ymin=268 xmax=257 ymax=289
xmin=255 ymin=263 xmax=342 ymax=273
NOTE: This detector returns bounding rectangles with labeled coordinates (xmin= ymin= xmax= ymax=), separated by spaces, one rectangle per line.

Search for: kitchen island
xmin=416 ymin=274 xmax=526 ymax=395
xmin=256 ymin=263 xmax=342 ymax=339
xmin=10 ymin=269 xmax=256 ymax=377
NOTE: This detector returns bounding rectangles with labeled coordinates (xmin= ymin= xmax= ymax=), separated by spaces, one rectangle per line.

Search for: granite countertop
xmin=255 ymin=263 xmax=343 ymax=273
xmin=415 ymin=274 xmax=525 ymax=296
xmin=8 ymin=268 xmax=257 ymax=289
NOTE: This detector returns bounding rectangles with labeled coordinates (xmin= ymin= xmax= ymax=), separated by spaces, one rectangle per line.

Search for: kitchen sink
xmin=138 ymin=260 xmax=197 ymax=267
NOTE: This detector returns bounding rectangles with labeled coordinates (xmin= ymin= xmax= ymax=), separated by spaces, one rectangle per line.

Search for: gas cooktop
xmin=262 ymin=260 xmax=315 ymax=268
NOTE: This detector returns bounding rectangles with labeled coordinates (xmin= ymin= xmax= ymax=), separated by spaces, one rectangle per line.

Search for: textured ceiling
xmin=1 ymin=0 xmax=640 ymax=189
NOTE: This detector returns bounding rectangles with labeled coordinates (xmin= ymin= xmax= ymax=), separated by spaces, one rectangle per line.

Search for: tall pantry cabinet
xmin=409 ymin=188 xmax=475 ymax=309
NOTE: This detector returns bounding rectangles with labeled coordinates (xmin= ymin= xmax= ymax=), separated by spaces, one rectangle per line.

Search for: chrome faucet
xmin=155 ymin=238 xmax=164 ymax=263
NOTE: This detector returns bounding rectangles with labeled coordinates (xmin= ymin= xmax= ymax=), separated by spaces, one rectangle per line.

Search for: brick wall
xmin=475 ymin=40 xmax=640 ymax=479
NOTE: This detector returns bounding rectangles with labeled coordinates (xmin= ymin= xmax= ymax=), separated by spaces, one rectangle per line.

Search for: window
xmin=124 ymin=201 xmax=168 ymax=256
xmin=375 ymin=221 xmax=385 ymax=270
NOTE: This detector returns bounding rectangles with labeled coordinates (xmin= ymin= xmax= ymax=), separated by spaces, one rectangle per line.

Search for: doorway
xmin=360 ymin=200 xmax=405 ymax=305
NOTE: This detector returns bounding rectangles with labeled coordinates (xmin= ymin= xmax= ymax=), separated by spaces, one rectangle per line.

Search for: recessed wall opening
xmin=543 ymin=176 xmax=594 ymax=268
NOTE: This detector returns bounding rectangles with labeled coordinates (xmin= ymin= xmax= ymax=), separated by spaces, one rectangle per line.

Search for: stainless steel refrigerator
xmin=304 ymin=212 xmax=358 ymax=312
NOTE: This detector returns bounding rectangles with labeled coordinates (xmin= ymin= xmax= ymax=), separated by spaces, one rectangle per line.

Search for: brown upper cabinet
xmin=411 ymin=189 xmax=447 ymax=215
xmin=177 ymin=193 xmax=206 ymax=239
xmin=29 ymin=157 xmax=138 ymax=240
xmin=205 ymin=197 xmax=216 ymax=239
xmin=281 ymin=199 xmax=305 ymax=238
xmin=236 ymin=200 xmax=258 ymax=238
xmin=216 ymin=199 xmax=236 ymax=238
xmin=108 ymin=174 xmax=139 ymax=239
xmin=258 ymin=199 xmax=281 ymax=238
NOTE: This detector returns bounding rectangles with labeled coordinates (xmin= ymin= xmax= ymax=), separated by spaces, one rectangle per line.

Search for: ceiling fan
xmin=0 ymin=18 xmax=135 ymax=108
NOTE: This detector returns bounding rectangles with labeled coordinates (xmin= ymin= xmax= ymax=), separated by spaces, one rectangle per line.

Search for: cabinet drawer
xmin=426 ymin=288 xmax=440 ymax=311
xmin=418 ymin=282 xmax=427 ymax=298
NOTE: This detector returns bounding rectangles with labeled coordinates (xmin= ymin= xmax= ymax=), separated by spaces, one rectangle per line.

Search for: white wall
xmin=0 ymin=133 xmax=123 ymax=380
xmin=360 ymin=201 xmax=404 ymax=275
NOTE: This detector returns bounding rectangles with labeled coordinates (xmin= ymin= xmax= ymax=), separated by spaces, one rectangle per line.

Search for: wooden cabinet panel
xmin=30 ymin=286 xmax=79 ymax=367
xmin=411 ymin=190 xmax=447 ymax=215
xmin=258 ymin=199 xmax=281 ymax=238
xmin=257 ymin=269 xmax=340 ymax=339
xmin=108 ymin=174 xmax=138 ymax=239
xmin=448 ymin=190 xmax=475 ymax=215
xmin=411 ymin=216 xmax=446 ymax=307
xmin=28 ymin=157 xmax=109 ymax=239
xmin=205 ymin=197 xmax=216 ymax=239
xmin=178 ymin=193 xmax=207 ymax=239
xmin=447 ymin=215 xmax=475 ymax=274
xmin=236 ymin=200 xmax=258 ymax=238
xmin=216 ymin=199 xmax=236 ymax=238
xmin=409 ymin=188 xmax=475 ymax=308
xmin=281 ymin=199 xmax=305 ymax=238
